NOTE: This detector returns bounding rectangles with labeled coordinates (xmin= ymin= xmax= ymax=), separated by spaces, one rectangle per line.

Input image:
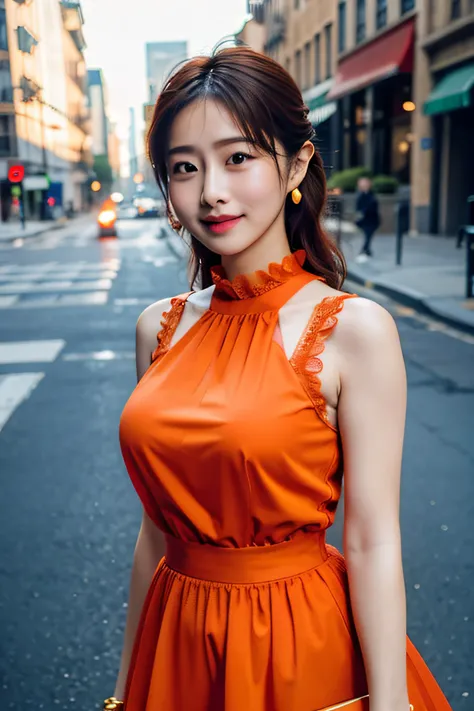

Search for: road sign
xmin=8 ymin=165 xmax=25 ymax=183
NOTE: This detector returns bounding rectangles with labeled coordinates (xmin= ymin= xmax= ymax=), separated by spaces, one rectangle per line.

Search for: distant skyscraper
xmin=145 ymin=41 xmax=188 ymax=103
xmin=87 ymin=69 xmax=109 ymax=156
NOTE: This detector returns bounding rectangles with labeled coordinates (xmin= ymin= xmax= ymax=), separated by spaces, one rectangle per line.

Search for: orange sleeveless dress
xmin=119 ymin=251 xmax=452 ymax=711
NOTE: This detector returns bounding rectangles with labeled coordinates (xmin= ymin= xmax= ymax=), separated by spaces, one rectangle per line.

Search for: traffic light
xmin=8 ymin=165 xmax=25 ymax=183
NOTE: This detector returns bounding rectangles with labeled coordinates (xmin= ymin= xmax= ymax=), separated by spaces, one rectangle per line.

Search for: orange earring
xmin=167 ymin=204 xmax=182 ymax=232
xmin=291 ymin=187 xmax=302 ymax=205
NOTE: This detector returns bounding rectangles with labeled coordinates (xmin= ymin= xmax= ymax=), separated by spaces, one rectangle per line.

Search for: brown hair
xmin=147 ymin=44 xmax=346 ymax=289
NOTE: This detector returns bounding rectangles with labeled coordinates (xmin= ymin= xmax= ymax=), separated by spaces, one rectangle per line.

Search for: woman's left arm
xmin=336 ymin=298 xmax=410 ymax=711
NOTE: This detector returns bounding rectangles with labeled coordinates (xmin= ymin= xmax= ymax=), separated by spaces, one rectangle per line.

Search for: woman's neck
xmin=220 ymin=215 xmax=292 ymax=280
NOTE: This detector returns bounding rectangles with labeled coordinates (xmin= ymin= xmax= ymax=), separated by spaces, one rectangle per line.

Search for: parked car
xmin=133 ymin=196 xmax=165 ymax=218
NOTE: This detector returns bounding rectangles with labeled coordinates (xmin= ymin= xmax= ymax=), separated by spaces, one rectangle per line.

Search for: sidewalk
xmin=0 ymin=212 xmax=94 ymax=243
xmin=332 ymin=220 xmax=474 ymax=334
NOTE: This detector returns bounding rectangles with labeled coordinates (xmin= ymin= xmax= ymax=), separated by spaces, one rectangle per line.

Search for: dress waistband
xmin=164 ymin=531 xmax=328 ymax=584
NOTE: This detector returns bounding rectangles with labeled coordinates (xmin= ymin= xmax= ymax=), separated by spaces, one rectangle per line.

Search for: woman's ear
xmin=288 ymin=140 xmax=315 ymax=193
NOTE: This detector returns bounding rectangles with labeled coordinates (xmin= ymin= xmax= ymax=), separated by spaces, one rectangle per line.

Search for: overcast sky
xmin=81 ymin=0 xmax=248 ymax=156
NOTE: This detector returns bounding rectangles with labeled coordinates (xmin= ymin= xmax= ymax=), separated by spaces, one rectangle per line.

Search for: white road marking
xmin=0 ymin=340 xmax=66 ymax=364
xmin=62 ymin=350 xmax=135 ymax=361
xmin=57 ymin=292 xmax=109 ymax=306
xmin=0 ymin=296 xmax=19 ymax=307
xmin=0 ymin=373 xmax=44 ymax=432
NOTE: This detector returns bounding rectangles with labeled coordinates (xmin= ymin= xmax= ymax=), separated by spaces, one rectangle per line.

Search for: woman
xmin=110 ymin=47 xmax=453 ymax=711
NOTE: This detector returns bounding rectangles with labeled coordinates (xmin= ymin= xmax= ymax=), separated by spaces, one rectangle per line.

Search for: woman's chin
xmin=193 ymin=232 xmax=259 ymax=258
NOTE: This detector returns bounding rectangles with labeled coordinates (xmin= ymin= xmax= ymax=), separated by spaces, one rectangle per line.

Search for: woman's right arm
xmin=112 ymin=511 xmax=165 ymax=699
xmin=112 ymin=299 xmax=171 ymax=699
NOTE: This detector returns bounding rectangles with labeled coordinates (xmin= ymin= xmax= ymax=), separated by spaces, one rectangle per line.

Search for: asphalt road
xmin=0 ymin=215 xmax=472 ymax=710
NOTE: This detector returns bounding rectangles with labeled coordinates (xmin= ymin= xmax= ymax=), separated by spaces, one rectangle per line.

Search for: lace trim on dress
xmin=289 ymin=294 xmax=358 ymax=429
xmin=151 ymin=293 xmax=192 ymax=362
xmin=210 ymin=250 xmax=323 ymax=300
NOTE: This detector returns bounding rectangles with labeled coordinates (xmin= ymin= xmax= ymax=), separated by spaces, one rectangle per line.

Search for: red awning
xmin=327 ymin=19 xmax=414 ymax=100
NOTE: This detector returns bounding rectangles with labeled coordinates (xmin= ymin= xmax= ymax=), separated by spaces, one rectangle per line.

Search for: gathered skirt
xmin=123 ymin=532 xmax=452 ymax=711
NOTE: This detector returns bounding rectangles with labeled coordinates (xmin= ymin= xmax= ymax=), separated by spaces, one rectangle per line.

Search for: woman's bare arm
xmin=112 ymin=301 xmax=170 ymax=698
xmin=336 ymin=298 xmax=410 ymax=711
xmin=113 ymin=511 xmax=165 ymax=698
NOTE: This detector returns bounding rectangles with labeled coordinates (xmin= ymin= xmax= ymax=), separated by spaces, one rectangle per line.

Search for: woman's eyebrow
xmin=168 ymin=137 xmax=252 ymax=156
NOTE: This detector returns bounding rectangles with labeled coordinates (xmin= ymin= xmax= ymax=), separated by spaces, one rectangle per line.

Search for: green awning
xmin=424 ymin=63 xmax=474 ymax=116
xmin=306 ymin=91 xmax=337 ymax=126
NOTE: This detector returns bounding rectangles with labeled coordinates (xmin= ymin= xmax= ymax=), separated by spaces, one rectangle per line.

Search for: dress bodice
xmin=119 ymin=251 xmax=357 ymax=547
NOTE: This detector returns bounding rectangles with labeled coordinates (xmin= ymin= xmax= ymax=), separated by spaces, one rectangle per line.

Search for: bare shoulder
xmin=333 ymin=295 xmax=402 ymax=355
xmin=135 ymin=297 xmax=174 ymax=381
xmin=136 ymin=297 xmax=174 ymax=335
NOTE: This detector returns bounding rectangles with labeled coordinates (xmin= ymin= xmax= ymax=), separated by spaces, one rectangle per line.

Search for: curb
xmin=1 ymin=214 xmax=95 ymax=244
xmin=346 ymin=267 xmax=474 ymax=337
xmin=1 ymin=220 xmax=66 ymax=244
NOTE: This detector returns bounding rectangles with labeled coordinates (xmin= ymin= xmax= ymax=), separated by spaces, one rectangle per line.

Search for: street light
xmin=133 ymin=172 xmax=144 ymax=184
xmin=91 ymin=180 xmax=101 ymax=192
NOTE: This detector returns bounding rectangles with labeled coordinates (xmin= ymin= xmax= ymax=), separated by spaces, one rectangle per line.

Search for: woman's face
xmin=167 ymin=98 xmax=290 ymax=258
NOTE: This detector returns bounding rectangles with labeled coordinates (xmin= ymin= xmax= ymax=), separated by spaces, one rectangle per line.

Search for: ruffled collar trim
xmin=211 ymin=250 xmax=315 ymax=300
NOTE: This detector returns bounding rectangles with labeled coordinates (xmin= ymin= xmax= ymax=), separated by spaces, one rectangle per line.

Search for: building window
xmin=325 ymin=24 xmax=333 ymax=79
xmin=304 ymin=41 xmax=311 ymax=89
xmin=338 ymin=2 xmax=346 ymax=53
xmin=0 ymin=9 xmax=8 ymax=51
xmin=314 ymin=33 xmax=321 ymax=84
xmin=401 ymin=0 xmax=415 ymax=13
xmin=295 ymin=49 xmax=302 ymax=87
xmin=294 ymin=0 xmax=300 ymax=8
xmin=0 ymin=115 xmax=11 ymax=155
xmin=356 ymin=0 xmax=366 ymax=44
xmin=376 ymin=0 xmax=387 ymax=29
xmin=451 ymin=0 xmax=461 ymax=19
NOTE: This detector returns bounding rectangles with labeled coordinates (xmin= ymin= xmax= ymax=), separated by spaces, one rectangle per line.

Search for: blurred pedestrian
xmin=107 ymin=46 xmax=453 ymax=711
xmin=354 ymin=177 xmax=380 ymax=263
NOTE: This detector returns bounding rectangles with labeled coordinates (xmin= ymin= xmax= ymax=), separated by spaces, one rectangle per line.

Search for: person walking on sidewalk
xmin=355 ymin=177 xmax=380 ymax=262
xmin=109 ymin=46 xmax=454 ymax=711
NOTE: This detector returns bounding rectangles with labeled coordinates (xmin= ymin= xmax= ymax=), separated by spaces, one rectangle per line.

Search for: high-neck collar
xmin=210 ymin=250 xmax=310 ymax=301
xmin=209 ymin=250 xmax=325 ymax=315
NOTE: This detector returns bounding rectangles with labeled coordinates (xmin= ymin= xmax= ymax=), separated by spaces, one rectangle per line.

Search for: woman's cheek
xmin=170 ymin=182 xmax=196 ymax=223
xmin=236 ymin=163 xmax=281 ymax=208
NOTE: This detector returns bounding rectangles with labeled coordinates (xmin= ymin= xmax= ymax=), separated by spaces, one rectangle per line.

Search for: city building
xmin=413 ymin=0 xmax=474 ymax=234
xmin=0 ymin=0 xmax=92 ymax=222
xmin=145 ymin=41 xmax=188 ymax=104
xmin=246 ymin=0 xmax=474 ymax=236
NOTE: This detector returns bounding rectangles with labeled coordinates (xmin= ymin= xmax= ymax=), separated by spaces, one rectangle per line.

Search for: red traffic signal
xmin=8 ymin=165 xmax=25 ymax=183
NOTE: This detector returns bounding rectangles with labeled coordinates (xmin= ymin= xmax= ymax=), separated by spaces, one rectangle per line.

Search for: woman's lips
xmin=201 ymin=216 xmax=242 ymax=234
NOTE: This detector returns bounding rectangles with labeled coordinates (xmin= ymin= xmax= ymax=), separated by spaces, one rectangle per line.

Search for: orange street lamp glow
xmin=403 ymin=101 xmax=416 ymax=112
xmin=91 ymin=180 xmax=101 ymax=192
xmin=133 ymin=172 xmax=144 ymax=184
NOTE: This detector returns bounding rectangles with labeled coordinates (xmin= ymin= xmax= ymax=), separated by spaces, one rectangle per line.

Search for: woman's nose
xmin=201 ymin=169 xmax=229 ymax=208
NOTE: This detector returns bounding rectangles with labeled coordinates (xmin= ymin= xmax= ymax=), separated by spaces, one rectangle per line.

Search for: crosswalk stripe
xmin=0 ymin=340 xmax=65 ymax=364
xmin=0 ymin=373 xmax=44 ymax=432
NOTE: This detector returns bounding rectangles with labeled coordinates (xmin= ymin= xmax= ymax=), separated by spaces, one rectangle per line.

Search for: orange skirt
xmin=123 ymin=533 xmax=452 ymax=711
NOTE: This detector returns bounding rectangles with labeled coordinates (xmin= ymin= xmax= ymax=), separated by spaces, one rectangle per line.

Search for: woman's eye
xmin=228 ymin=152 xmax=252 ymax=166
xmin=173 ymin=162 xmax=196 ymax=175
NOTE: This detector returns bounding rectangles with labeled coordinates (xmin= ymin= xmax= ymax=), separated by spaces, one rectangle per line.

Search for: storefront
xmin=328 ymin=17 xmax=415 ymax=184
xmin=424 ymin=61 xmax=474 ymax=235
